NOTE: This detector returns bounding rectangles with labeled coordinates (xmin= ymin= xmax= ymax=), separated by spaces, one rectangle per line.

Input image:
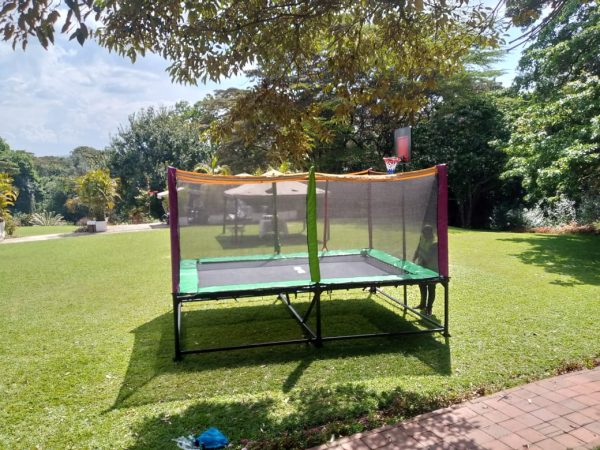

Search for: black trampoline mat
xmin=196 ymin=254 xmax=404 ymax=289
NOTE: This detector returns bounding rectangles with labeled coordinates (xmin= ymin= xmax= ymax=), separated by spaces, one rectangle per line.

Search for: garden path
xmin=0 ymin=223 xmax=166 ymax=244
xmin=308 ymin=366 xmax=600 ymax=450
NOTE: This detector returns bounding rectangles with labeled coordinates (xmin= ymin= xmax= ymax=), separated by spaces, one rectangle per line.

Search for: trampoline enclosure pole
xmin=367 ymin=181 xmax=373 ymax=249
xmin=436 ymin=164 xmax=449 ymax=278
xmin=272 ymin=182 xmax=281 ymax=254
xmin=167 ymin=167 xmax=180 ymax=295
xmin=443 ymin=281 xmax=450 ymax=337
xmin=173 ymin=294 xmax=182 ymax=361
xmin=321 ymin=180 xmax=329 ymax=250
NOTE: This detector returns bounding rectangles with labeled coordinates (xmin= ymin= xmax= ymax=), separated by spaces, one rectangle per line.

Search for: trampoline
xmin=169 ymin=166 xmax=450 ymax=359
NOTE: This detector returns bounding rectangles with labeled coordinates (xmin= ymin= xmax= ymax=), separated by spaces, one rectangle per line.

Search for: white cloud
xmin=0 ymin=34 xmax=249 ymax=156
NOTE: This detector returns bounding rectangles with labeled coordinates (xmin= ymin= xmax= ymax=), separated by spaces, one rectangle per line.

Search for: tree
xmin=503 ymin=0 xmax=597 ymax=48
xmin=413 ymin=93 xmax=509 ymax=228
xmin=187 ymin=89 xmax=272 ymax=174
xmin=0 ymin=145 xmax=40 ymax=214
xmin=513 ymin=1 xmax=600 ymax=96
xmin=70 ymin=146 xmax=108 ymax=175
xmin=75 ymin=169 xmax=119 ymax=221
xmin=107 ymin=103 xmax=211 ymax=216
xmin=2 ymin=1 xmax=502 ymax=162
xmin=503 ymin=1 xmax=600 ymax=210
xmin=1 ymin=1 xmax=497 ymax=80
xmin=503 ymin=75 xmax=600 ymax=206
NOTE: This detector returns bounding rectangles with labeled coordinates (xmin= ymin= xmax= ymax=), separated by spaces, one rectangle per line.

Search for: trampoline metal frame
xmin=172 ymin=277 xmax=449 ymax=360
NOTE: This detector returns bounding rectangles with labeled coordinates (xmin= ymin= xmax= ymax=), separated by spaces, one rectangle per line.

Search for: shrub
xmin=489 ymin=206 xmax=526 ymax=231
xmin=1 ymin=211 xmax=16 ymax=236
xmin=12 ymin=211 xmax=32 ymax=226
xmin=522 ymin=196 xmax=577 ymax=229
xmin=30 ymin=211 xmax=66 ymax=226
xmin=577 ymin=193 xmax=600 ymax=224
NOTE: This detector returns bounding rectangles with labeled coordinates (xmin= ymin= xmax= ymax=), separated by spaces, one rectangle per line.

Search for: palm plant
xmin=194 ymin=156 xmax=232 ymax=175
xmin=75 ymin=169 xmax=119 ymax=221
xmin=30 ymin=211 xmax=65 ymax=226
xmin=0 ymin=173 xmax=17 ymax=221
xmin=0 ymin=173 xmax=17 ymax=238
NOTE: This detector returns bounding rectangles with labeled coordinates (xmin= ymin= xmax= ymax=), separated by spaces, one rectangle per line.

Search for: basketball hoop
xmin=383 ymin=156 xmax=401 ymax=174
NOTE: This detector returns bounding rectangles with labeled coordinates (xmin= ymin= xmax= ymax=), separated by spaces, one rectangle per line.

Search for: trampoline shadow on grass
xmin=111 ymin=293 xmax=451 ymax=411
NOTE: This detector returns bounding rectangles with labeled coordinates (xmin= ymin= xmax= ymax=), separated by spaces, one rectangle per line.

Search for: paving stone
xmin=411 ymin=430 xmax=442 ymax=448
xmin=560 ymin=398 xmax=588 ymax=411
xmin=582 ymin=371 xmax=600 ymax=381
xmin=498 ymin=418 xmax=529 ymax=433
xmin=484 ymin=440 xmax=513 ymax=450
xmin=540 ymin=391 xmax=567 ymax=403
xmin=483 ymin=409 xmax=511 ymax=424
xmin=549 ymin=416 xmax=579 ymax=433
xmin=372 ymin=443 xmax=412 ymax=450
xmin=453 ymin=406 xmax=478 ymax=420
xmin=532 ymin=438 xmax=565 ymax=450
xmin=510 ymin=388 xmax=536 ymax=400
xmin=580 ymin=406 xmax=600 ymax=421
xmin=382 ymin=426 xmax=412 ymax=443
xmin=529 ymin=395 xmax=555 ymax=408
xmin=469 ymin=415 xmax=494 ymax=429
xmin=402 ymin=420 xmax=427 ymax=436
xmin=574 ymin=394 xmax=599 ymax=406
xmin=469 ymin=402 xmax=492 ymax=414
xmin=499 ymin=433 xmax=529 ymax=449
xmin=530 ymin=408 xmax=560 ymax=422
xmin=512 ymin=399 xmax=540 ymax=413
xmin=482 ymin=424 xmax=512 ymax=439
xmin=583 ymin=420 xmax=600 ymax=435
xmin=534 ymin=423 xmax=563 ymax=438
xmin=492 ymin=403 xmax=526 ymax=419
xmin=341 ymin=439 xmax=371 ymax=450
xmin=513 ymin=413 xmax=544 ymax=428
xmin=553 ymin=432 xmax=585 ymax=448
xmin=526 ymin=384 xmax=551 ymax=396
xmin=545 ymin=402 xmax=575 ymax=417
xmin=555 ymin=387 xmax=579 ymax=398
xmin=515 ymin=427 xmax=547 ymax=444
xmin=465 ymin=428 xmax=495 ymax=444
xmin=361 ymin=432 xmax=391 ymax=449
xmin=571 ymin=426 xmax=600 ymax=443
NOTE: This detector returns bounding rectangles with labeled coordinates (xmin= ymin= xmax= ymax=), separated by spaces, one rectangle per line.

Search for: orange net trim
xmin=176 ymin=166 xmax=437 ymax=185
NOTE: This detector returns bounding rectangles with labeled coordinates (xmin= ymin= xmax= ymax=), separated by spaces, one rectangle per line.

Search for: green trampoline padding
xmin=179 ymin=248 xmax=439 ymax=295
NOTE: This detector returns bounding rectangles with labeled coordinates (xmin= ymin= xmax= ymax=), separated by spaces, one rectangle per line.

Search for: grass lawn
xmin=0 ymin=228 xmax=598 ymax=449
xmin=11 ymin=224 xmax=79 ymax=238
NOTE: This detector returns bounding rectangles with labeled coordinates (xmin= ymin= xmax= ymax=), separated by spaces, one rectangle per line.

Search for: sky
xmin=0 ymin=16 xmax=524 ymax=157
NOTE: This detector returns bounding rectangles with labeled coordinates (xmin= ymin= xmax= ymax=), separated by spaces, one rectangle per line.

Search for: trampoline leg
xmin=443 ymin=281 xmax=450 ymax=337
xmin=315 ymin=290 xmax=322 ymax=348
xmin=173 ymin=294 xmax=182 ymax=361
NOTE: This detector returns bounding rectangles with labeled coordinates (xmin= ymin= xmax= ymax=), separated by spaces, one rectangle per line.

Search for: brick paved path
xmin=309 ymin=367 xmax=600 ymax=450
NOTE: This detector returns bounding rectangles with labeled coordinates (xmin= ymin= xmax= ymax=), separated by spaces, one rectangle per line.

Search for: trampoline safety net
xmin=168 ymin=166 xmax=448 ymax=296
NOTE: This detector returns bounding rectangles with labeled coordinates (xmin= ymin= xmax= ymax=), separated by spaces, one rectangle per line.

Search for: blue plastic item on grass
xmin=195 ymin=427 xmax=229 ymax=449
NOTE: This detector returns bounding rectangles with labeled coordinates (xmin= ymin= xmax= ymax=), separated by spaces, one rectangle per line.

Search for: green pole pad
xmin=306 ymin=167 xmax=321 ymax=283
